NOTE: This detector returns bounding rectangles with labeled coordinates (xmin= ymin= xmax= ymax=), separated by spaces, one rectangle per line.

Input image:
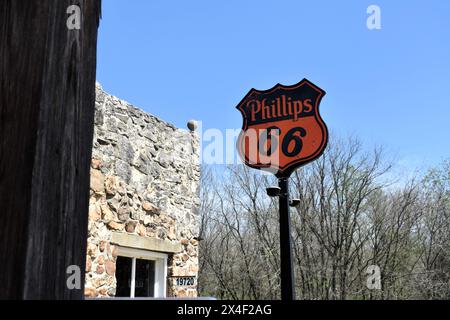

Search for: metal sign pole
xmin=236 ymin=78 xmax=327 ymax=301
xmin=278 ymin=177 xmax=296 ymax=300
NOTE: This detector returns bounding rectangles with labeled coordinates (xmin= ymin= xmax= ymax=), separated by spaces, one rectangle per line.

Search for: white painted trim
xmin=116 ymin=246 xmax=167 ymax=298
xmin=154 ymin=257 xmax=168 ymax=298
xmin=130 ymin=258 xmax=136 ymax=298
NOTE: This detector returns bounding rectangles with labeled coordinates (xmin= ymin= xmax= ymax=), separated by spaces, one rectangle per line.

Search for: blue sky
xmin=97 ymin=0 xmax=450 ymax=171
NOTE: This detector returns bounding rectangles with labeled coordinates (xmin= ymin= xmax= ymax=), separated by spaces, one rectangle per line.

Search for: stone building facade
xmin=84 ymin=84 xmax=200 ymax=298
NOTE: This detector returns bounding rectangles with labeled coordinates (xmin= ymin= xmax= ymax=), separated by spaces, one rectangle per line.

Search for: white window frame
xmin=115 ymin=246 xmax=168 ymax=298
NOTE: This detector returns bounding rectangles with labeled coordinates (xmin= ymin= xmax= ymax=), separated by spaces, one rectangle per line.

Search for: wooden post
xmin=0 ymin=0 xmax=101 ymax=299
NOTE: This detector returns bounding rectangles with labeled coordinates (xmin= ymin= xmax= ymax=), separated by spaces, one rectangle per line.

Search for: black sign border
xmin=236 ymin=78 xmax=329 ymax=178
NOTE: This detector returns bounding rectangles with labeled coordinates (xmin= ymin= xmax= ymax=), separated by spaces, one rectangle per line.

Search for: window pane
xmin=135 ymin=259 xmax=155 ymax=298
xmin=115 ymin=256 xmax=132 ymax=297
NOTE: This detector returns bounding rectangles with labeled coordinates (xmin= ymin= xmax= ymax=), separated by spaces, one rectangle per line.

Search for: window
xmin=115 ymin=247 xmax=167 ymax=298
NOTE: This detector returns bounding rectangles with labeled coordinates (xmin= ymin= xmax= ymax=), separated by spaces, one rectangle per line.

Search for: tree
xmin=198 ymin=137 xmax=450 ymax=300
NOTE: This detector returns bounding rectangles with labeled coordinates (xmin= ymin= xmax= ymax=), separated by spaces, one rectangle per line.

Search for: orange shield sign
xmin=236 ymin=79 xmax=328 ymax=178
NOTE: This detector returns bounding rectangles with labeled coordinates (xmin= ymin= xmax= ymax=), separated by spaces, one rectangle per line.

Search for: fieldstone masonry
xmin=85 ymin=84 xmax=200 ymax=298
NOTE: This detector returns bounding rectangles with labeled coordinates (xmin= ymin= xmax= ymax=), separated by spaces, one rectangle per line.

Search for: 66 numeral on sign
xmin=259 ymin=126 xmax=306 ymax=158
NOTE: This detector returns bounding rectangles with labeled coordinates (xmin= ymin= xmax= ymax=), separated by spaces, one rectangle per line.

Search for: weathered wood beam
xmin=0 ymin=0 xmax=101 ymax=299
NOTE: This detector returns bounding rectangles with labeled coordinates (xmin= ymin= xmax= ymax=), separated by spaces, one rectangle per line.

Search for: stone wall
xmin=85 ymin=84 xmax=200 ymax=298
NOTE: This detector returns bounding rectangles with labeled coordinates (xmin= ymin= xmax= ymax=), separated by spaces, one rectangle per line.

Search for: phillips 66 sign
xmin=236 ymin=79 xmax=328 ymax=178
